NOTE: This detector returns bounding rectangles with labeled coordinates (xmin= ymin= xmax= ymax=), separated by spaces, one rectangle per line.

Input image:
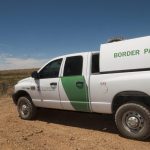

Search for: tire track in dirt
xmin=0 ymin=97 xmax=150 ymax=150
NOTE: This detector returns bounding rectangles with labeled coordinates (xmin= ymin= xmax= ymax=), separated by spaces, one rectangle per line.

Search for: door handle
xmin=76 ymin=81 xmax=84 ymax=88
xmin=50 ymin=82 xmax=57 ymax=86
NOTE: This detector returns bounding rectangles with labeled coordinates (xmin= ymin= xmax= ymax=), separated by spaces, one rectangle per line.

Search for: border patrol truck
xmin=12 ymin=36 xmax=150 ymax=140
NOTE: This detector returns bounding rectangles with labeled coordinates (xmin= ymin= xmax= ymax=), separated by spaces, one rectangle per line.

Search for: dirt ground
xmin=0 ymin=97 xmax=149 ymax=150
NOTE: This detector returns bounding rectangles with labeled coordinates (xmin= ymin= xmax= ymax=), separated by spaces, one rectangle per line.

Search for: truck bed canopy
xmin=100 ymin=36 xmax=150 ymax=73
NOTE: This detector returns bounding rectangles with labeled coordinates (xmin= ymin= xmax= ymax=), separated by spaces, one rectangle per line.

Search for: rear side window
xmin=63 ymin=56 xmax=83 ymax=76
xmin=92 ymin=54 xmax=99 ymax=73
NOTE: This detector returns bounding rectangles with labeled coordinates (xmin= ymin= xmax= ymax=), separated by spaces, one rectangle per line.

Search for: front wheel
xmin=115 ymin=102 xmax=150 ymax=140
xmin=17 ymin=96 xmax=37 ymax=120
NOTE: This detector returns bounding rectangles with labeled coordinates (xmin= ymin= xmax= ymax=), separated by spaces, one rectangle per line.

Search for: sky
xmin=0 ymin=0 xmax=150 ymax=70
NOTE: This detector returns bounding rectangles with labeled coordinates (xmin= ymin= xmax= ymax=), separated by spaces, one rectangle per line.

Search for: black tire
xmin=17 ymin=96 xmax=37 ymax=120
xmin=115 ymin=102 xmax=150 ymax=140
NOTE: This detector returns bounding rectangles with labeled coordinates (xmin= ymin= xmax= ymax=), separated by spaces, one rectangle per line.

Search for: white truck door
xmin=36 ymin=58 xmax=63 ymax=109
xmin=59 ymin=54 xmax=91 ymax=112
xmin=90 ymin=53 xmax=112 ymax=114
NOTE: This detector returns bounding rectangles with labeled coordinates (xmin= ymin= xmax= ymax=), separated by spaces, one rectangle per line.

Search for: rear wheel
xmin=115 ymin=102 xmax=150 ymax=140
xmin=17 ymin=96 xmax=37 ymax=120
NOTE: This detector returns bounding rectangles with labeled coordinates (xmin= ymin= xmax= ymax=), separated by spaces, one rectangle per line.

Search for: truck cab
xmin=14 ymin=52 xmax=101 ymax=112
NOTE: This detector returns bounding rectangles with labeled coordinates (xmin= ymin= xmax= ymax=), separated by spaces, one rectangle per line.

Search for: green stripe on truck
xmin=61 ymin=76 xmax=90 ymax=112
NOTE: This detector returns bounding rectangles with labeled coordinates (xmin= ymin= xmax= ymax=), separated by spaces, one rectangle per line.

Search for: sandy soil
xmin=0 ymin=97 xmax=149 ymax=150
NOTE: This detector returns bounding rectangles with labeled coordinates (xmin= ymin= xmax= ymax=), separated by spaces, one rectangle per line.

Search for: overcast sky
xmin=0 ymin=0 xmax=150 ymax=70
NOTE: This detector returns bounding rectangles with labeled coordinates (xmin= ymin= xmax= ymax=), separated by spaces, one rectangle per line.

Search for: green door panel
xmin=61 ymin=76 xmax=90 ymax=112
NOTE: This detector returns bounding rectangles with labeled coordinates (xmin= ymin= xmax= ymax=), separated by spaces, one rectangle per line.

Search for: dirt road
xmin=0 ymin=97 xmax=149 ymax=150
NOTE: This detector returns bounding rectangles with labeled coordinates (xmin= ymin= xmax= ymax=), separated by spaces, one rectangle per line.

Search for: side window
xmin=92 ymin=54 xmax=99 ymax=73
xmin=39 ymin=59 xmax=62 ymax=79
xmin=63 ymin=56 xmax=83 ymax=76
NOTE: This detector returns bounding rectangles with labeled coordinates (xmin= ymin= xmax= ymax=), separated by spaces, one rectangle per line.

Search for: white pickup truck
xmin=12 ymin=36 xmax=150 ymax=140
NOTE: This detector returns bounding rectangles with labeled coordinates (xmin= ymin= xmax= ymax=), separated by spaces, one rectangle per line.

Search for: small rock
xmin=16 ymin=130 xmax=20 ymax=132
xmin=70 ymin=137 xmax=75 ymax=141
xmin=23 ymin=137 xmax=28 ymax=141
xmin=27 ymin=133 xmax=34 ymax=137
xmin=35 ymin=130 xmax=43 ymax=134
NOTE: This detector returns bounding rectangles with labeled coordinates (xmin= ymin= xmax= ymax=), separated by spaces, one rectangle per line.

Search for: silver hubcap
xmin=123 ymin=111 xmax=144 ymax=132
xmin=127 ymin=116 xmax=139 ymax=128
xmin=21 ymin=104 xmax=29 ymax=116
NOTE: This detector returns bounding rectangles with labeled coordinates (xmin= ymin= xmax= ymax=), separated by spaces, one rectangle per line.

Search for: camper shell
xmin=100 ymin=36 xmax=150 ymax=73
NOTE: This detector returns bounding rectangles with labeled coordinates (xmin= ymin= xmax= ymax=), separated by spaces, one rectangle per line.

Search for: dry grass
xmin=0 ymin=68 xmax=38 ymax=96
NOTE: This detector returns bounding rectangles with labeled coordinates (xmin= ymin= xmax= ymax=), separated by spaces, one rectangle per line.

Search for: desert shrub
xmin=0 ymin=82 xmax=9 ymax=95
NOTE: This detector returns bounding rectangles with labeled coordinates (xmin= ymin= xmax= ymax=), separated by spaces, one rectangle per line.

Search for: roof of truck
xmin=48 ymin=51 xmax=99 ymax=61
xmin=38 ymin=51 xmax=99 ymax=72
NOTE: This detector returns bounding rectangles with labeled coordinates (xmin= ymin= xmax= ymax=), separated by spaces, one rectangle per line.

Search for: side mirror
xmin=31 ymin=71 xmax=39 ymax=79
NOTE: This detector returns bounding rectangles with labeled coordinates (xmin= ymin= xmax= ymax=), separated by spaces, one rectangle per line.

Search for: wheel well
xmin=112 ymin=91 xmax=150 ymax=113
xmin=13 ymin=90 xmax=31 ymax=105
